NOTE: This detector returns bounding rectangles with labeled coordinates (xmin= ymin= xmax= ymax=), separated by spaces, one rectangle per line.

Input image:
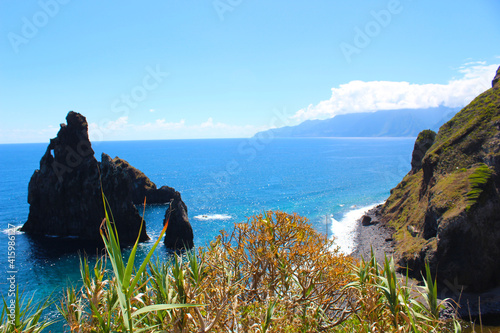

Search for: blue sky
xmin=0 ymin=0 xmax=499 ymax=143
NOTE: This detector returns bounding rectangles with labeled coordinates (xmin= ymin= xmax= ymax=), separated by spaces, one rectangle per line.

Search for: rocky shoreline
xmin=350 ymin=204 xmax=500 ymax=325
xmin=350 ymin=204 xmax=395 ymax=264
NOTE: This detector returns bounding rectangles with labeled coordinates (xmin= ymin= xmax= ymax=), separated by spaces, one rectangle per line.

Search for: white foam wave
xmin=330 ymin=203 xmax=382 ymax=255
xmin=194 ymin=214 xmax=232 ymax=221
xmin=2 ymin=225 xmax=23 ymax=235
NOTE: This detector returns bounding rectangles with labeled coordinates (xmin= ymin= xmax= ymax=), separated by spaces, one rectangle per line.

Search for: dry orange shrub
xmin=58 ymin=211 xmax=357 ymax=332
xmin=174 ymin=210 xmax=357 ymax=332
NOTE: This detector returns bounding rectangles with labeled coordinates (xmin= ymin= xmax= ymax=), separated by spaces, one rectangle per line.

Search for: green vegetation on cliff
xmin=380 ymin=76 xmax=500 ymax=290
xmin=466 ymin=163 xmax=493 ymax=212
xmin=416 ymin=129 xmax=437 ymax=144
xmin=427 ymin=86 xmax=500 ymax=173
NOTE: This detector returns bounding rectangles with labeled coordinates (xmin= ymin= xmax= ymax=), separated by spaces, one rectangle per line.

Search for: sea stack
xmin=22 ymin=111 xmax=148 ymax=243
xmin=163 ymin=196 xmax=194 ymax=250
xmin=22 ymin=111 xmax=194 ymax=249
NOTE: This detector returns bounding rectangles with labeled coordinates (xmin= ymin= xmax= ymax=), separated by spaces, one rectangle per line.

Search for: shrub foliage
xmin=2 ymin=209 xmax=461 ymax=332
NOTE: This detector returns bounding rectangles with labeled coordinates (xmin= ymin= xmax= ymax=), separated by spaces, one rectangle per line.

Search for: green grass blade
xmin=128 ymin=217 xmax=170 ymax=298
xmin=135 ymin=324 xmax=161 ymax=333
xmin=100 ymin=198 xmax=125 ymax=281
xmin=131 ymin=304 xmax=201 ymax=318
xmin=262 ymin=300 xmax=277 ymax=333
xmin=122 ymin=197 xmax=147 ymax=292
xmin=15 ymin=286 xmax=20 ymax=327
xmin=100 ymin=191 xmax=132 ymax=330
xmin=122 ymin=222 xmax=144 ymax=291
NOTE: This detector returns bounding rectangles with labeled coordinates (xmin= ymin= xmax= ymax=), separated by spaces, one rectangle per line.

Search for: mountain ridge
xmin=256 ymin=107 xmax=460 ymax=138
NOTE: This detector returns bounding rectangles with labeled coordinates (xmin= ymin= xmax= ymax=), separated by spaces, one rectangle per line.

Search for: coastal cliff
xmin=379 ymin=66 xmax=500 ymax=292
xmin=21 ymin=111 xmax=193 ymax=249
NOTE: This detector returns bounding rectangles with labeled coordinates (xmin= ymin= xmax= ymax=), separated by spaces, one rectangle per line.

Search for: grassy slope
xmin=380 ymin=84 xmax=500 ymax=264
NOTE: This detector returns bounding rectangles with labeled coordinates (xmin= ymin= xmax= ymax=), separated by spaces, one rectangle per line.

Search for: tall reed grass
xmin=342 ymin=248 xmax=462 ymax=332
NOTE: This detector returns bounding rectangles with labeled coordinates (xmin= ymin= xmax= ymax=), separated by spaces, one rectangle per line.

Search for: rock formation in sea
xmin=100 ymin=155 xmax=194 ymax=248
xmin=379 ymin=66 xmax=500 ymax=292
xmin=163 ymin=197 xmax=194 ymax=249
xmin=21 ymin=111 xmax=194 ymax=249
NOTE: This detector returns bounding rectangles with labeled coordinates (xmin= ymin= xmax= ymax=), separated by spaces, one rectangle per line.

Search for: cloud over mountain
xmin=292 ymin=62 xmax=499 ymax=122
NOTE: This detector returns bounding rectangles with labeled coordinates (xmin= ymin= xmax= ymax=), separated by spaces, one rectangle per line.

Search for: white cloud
xmin=138 ymin=119 xmax=186 ymax=130
xmin=200 ymin=117 xmax=214 ymax=128
xmin=0 ymin=125 xmax=59 ymax=144
xmin=196 ymin=117 xmax=253 ymax=131
xmin=106 ymin=116 xmax=128 ymax=131
xmin=461 ymin=60 xmax=486 ymax=67
xmin=88 ymin=116 xmax=259 ymax=141
xmin=292 ymin=62 xmax=499 ymax=122
xmin=88 ymin=116 xmax=130 ymax=141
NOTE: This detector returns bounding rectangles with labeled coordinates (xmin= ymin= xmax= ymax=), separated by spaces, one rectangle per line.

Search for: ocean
xmin=0 ymin=137 xmax=414 ymax=329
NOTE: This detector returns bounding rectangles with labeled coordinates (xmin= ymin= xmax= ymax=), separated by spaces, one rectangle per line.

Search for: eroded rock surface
xmin=22 ymin=111 xmax=194 ymax=249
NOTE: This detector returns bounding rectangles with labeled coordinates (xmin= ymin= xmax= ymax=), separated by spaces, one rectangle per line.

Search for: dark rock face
xmin=163 ymin=197 xmax=194 ymax=249
xmin=435 ymin=198 xmax=500 ymax=290
xmin=361 ymin=215 xmax=372 ymax=226
xmin=493 ymin=66 xmax=500 ymax=88
xmin=22 ymin=111 xmax=194 ymax=249
xmin=422 ymin=209 xmax=438 ymax=240
xmin=103 ymin=157 xmax=194 ymax=249
xmin=100 ymin=154 xmax=149 ymax=243
xmin=21 ymin=112 xmax=148 ymax=243
xmin=410 ymin=129 xmax=436 ymax=174
xmin=108 ymin=157 xmax=188 ymax=206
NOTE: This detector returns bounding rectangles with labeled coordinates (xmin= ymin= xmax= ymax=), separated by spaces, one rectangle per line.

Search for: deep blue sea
xmin=0 ymin=137 xmax=414 ymax=330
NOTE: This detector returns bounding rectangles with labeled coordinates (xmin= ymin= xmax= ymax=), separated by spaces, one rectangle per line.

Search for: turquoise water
xmin=0 ymin=137 xmax=414 ymax=330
